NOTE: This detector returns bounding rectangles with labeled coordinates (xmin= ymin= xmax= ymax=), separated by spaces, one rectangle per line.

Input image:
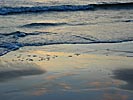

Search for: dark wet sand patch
xmin=113 ymin=68 xmax=133 ymax=90
xmin=0 ymin=61 xmax=46 ymax=82
xmin=0 ymin=69 xmax=45 ymax=82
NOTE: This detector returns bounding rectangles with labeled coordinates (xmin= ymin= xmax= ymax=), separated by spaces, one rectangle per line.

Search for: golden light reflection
xmin=30 ymin=88 xmax=48 ymax=96
xmin=29 ymin=82 xmax=72 ymax=96
xmin=29 ymin=50 xmax=71 ymax=56
xmin=88 ymin=80 xmax=124 ymax=88
xmin=1 ymin=49 xmax=133 ymax=73
xmin=45 ymin=72 xmax=77 ymax=80
xmin=103 ymin=93 xmax=128 ymax=100
xmin=58 ymin=82 xmax=72 ymax=90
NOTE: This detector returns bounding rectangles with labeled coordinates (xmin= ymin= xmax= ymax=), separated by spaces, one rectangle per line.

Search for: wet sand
xmin=0 ymin=44 xmax=133 ymax=100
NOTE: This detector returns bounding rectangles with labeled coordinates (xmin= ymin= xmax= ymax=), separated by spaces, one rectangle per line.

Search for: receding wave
xmin=22 ymin=22 xmax=67 ymax=28
xmin=0 ymin=31 xmax=133 ymax=56
xmin=0 ymin=2 xmax=133 ymax=15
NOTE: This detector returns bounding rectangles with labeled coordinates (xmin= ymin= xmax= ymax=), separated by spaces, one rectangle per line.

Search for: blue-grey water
xmin=0 ymin=0 xmax=133 ymax=100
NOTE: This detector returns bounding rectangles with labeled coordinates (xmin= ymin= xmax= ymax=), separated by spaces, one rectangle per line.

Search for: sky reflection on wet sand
xmin=0 ymin=47 xmax=133 ymax=100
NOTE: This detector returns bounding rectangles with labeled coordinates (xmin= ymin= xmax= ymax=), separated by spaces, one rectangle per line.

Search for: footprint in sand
xmin=74 ymin=53 xmax=80 ymax=56
xmin=68 ymin=55 xmax=72 ymax=57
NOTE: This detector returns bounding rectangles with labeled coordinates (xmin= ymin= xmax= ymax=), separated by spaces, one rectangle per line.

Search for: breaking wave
xmin=0 ymin=2 xmax=133 ymax=15
xmin=0 ymin=31 xmax=133 ymax=56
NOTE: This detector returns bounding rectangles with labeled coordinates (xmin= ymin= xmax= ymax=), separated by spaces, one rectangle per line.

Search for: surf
xmin=0 ymin=2 xmax=133 ymax=15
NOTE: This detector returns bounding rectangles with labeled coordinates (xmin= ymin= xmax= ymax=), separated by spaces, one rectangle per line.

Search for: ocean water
xmin=0 ymin=0 xmax=133 ymax=56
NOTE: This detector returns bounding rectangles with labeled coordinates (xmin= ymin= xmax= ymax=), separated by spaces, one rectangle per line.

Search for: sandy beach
xmin=0 ymin=44 xmax=133 ymax=100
